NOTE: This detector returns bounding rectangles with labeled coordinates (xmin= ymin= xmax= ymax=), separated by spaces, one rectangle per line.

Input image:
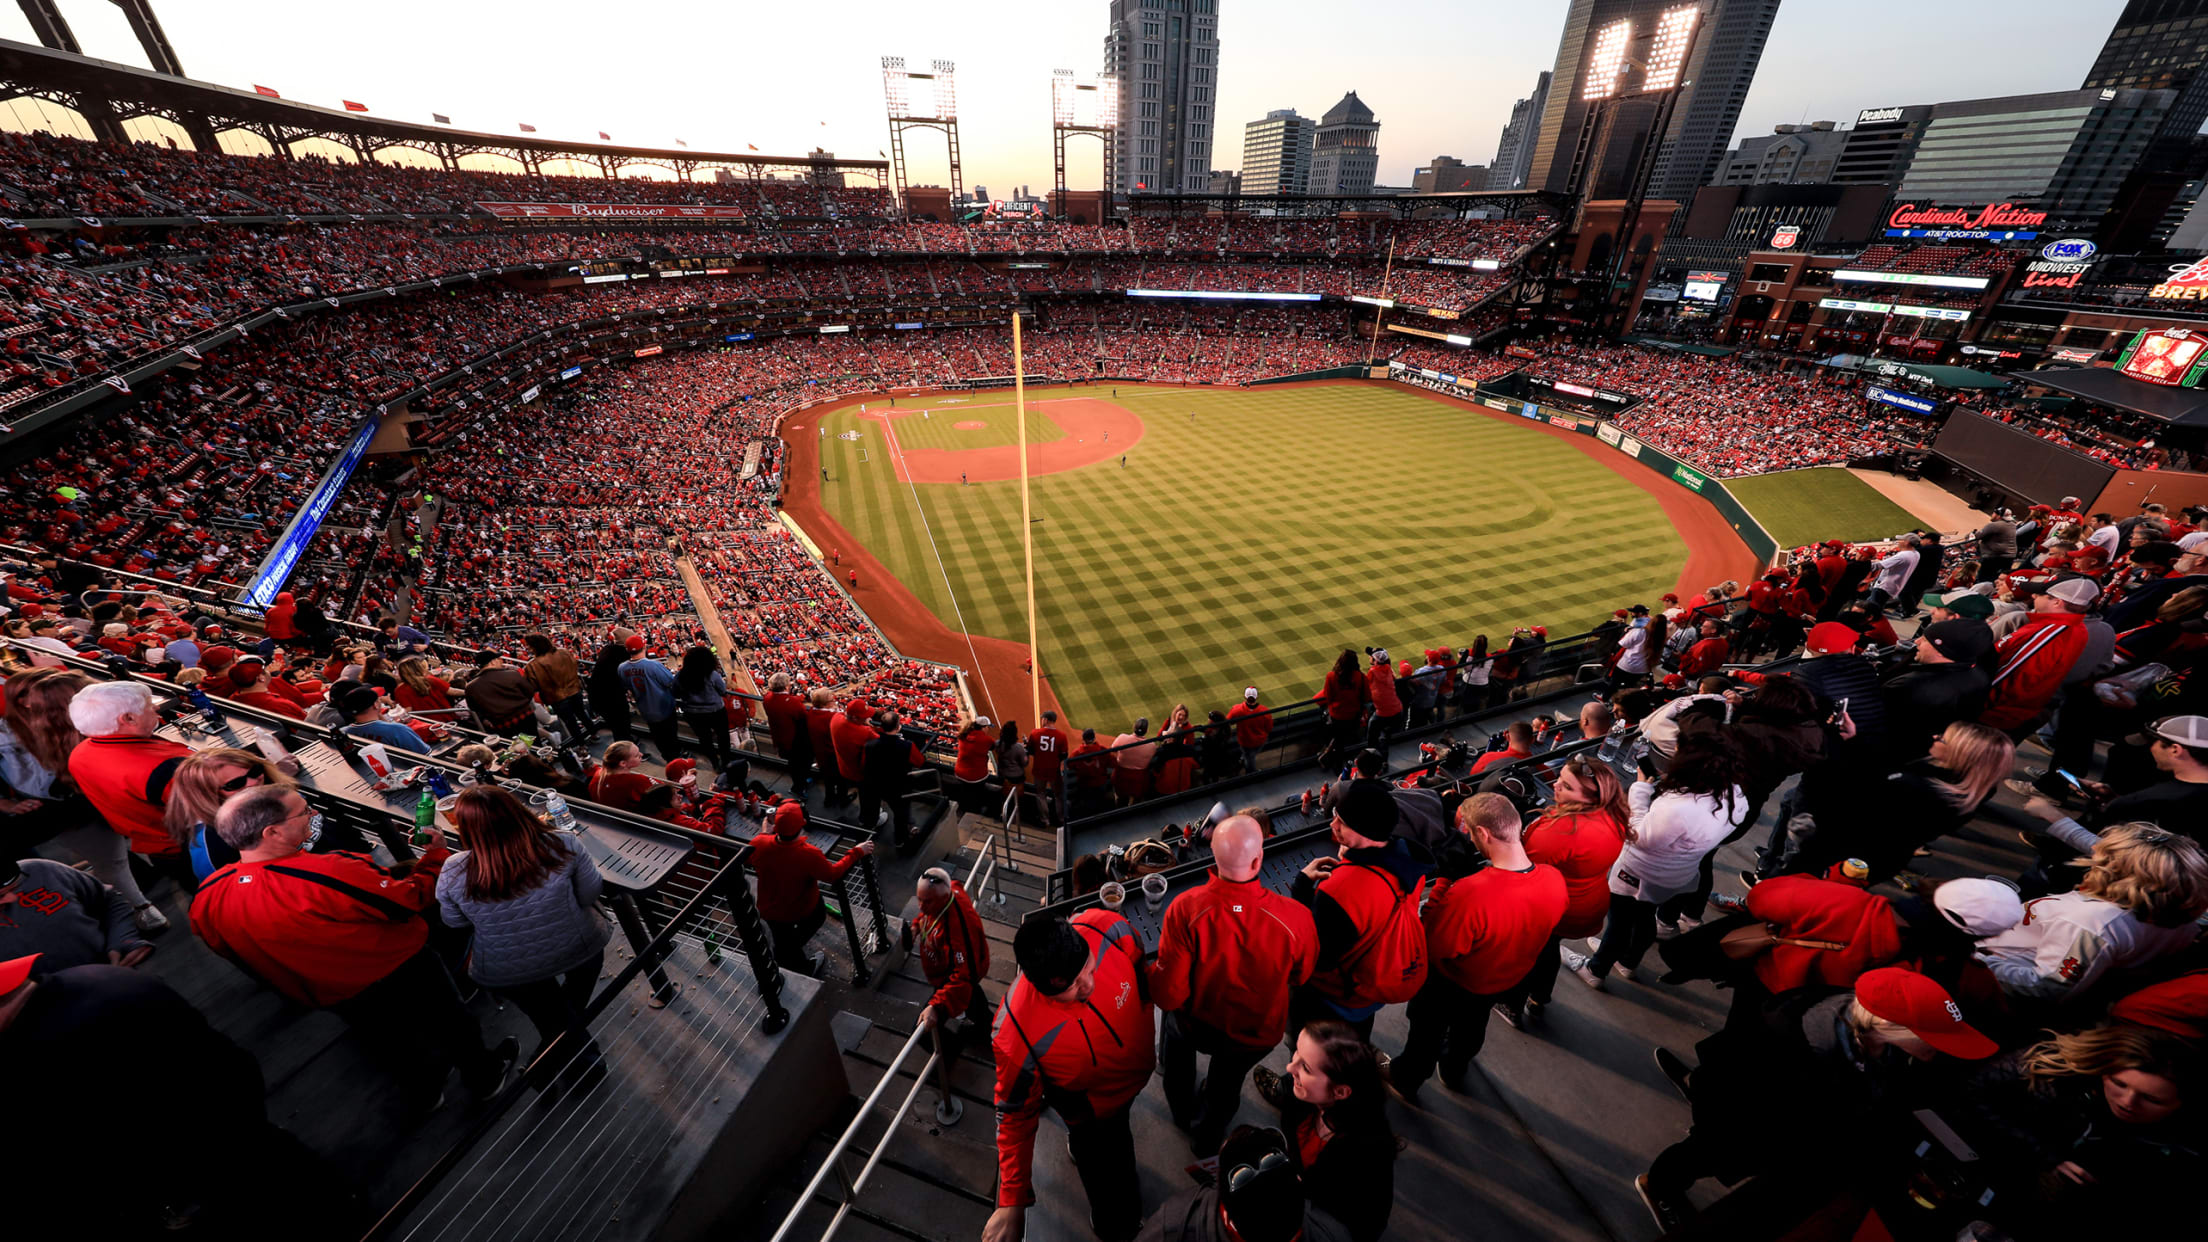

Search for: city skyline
xmin=0 ymin=0 xmax=2130 ymax=197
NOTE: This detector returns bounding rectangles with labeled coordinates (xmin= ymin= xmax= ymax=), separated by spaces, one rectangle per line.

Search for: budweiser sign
xmin=2150 ymin=256 xmax=2208 ymax=300
xmin=1886 ymin=202 xmax=2048 ymax=230
xmin=475 ymin=201 xmax=751 ymax=221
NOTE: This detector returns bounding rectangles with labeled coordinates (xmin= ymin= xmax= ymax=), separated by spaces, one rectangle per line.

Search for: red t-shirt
xmin=1423 ymin=863 xmax=1568 ymax=994
xmin=1026 ymin=726 xmax=1071 ymax=782
xmin=1523 ymin=809 xmax=1627 ymax=939
xmin=1470 ymin=745 xmax=1530 ymax=776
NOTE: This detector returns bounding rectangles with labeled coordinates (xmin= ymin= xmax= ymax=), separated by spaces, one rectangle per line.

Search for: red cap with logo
xmin=1804 ymin=622 xmax=1860 ymax=655
xmin=1854 ymin=967 xmax=1997 ymax=1059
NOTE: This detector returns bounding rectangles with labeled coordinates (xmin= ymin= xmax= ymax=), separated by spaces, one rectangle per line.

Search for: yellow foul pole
xmin=1364 ymin=232 xmax=1397 ymax=366
xmin=1013 ymin=312 xmax=1042 ymax=727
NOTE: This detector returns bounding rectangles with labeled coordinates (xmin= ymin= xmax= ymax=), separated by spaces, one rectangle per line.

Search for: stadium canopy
xmin=1623 ymin=335 xmax=1736 ymax=357
xmin=2017 ymin=365 xmax=2208 ymax=427
xmin=1818 ymin=356 xmax=2008 ymax=389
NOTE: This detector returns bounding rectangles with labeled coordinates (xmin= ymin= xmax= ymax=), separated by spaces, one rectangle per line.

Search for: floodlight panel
xmin=1645 ymin=5 xmax=1699 ymax=92
xmin=1583 ymin=19 xmax=1632 ymax=101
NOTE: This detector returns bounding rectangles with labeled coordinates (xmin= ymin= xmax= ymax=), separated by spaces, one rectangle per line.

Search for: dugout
xmin=1927 ymin=359 xmax=2208 ymax=515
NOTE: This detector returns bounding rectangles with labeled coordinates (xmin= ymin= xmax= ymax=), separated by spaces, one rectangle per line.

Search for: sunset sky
xmin=1 ymin=0 xmax=2129 ymax=193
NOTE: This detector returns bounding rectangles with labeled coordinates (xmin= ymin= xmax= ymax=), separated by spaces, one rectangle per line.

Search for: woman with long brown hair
xmin=1 ymin=667 xmax=161 ymax=928
xmin=1315 ymin=649 xmax=1367 ymax=766
xmin=394 ymin=656 xmax=454 ymax=713
xmin=435 ymin=786 xmax=611 ymax=1085
xmin=1253 ymin=1019 xmax=1399 ymax=1242
xmin=1502 ymin=754 xmax=1631 ymax=1027
xmin=163 ymin=748 xmax=296 ymax=880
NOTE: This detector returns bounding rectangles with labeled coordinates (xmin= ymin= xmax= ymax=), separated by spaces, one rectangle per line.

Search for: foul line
xmin=879 ymin=416 xmax=999 ymax=717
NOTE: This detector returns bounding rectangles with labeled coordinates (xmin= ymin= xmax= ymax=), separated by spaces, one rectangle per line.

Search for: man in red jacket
xmin=750 ymin=801 xmax=872 ymax=976
xmin=763 ymin=673 xmax=814 ymax=793
xmin=909 ymin=866 xmax=992 ymax=1035
xmin=1677 ymin=620 xmax=1732 ymax=679
xmin=829 ymin=698 xmax=876 ymax=799
xmin=65 ymin=680 xmax=194 ymax=892
xmin=191 ymin=785 xmax=517 ymax=1114
xmin=1146 ymin=814 xmax=1317 ymax=1155
xmin=1394 ymin=794 xmax=1566 ymax=1097
xmin=989 ymin=909 xmax=1154 ymax=1242
xmin=1740 ymin=871 xmax=1903 ymax=995
xmin=1981 ymin=577 xmax=2097 ymax=732
xmin=1025 ymin=711 xmax=1071 ymax=825
xmin=1364 ymin=647 xmax=1404 ymax=744
xmin=1067 ymin=728 xmax=1113 ymax=819
xmin=804 ymin=689 xmax=846 ymax=808
xmin=1225 ymin=687 xmax=1272 ymax=773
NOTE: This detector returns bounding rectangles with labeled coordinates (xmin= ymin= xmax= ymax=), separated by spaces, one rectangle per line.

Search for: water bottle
xmin=703 ymin=929 xmax=724 ymax=964
xmin=544 ymin=789 xmax=580 ymax=835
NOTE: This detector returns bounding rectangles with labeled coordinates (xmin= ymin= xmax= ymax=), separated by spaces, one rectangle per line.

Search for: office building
xmin=2084 ymin=1 xmax=2208 ymax=167
xmin=1308 ymin=91 xmax=1380 ymax=195
xmin=1491 ymin=71 xmax=1551 ymax=190
xmin=1104 ymin=0 xmax=1221 ymax=195
xmin=1413 ymin=156 xmax=1488 ymax=193
xmin=1892 ymin=87 xmax=2175 ymax=228
xmin=1206 ymin=169 xmax=1241 ymax=195
xmin=1830 ymin=105 xmax=1930 ymax=185
xmin=1240 ymin=108 xmax=1315 ymax=195
xmin=1524 ymin=0 xmax=1781 ymax=201
xmin=1716 ymin=122 xmax=1846 ymax=185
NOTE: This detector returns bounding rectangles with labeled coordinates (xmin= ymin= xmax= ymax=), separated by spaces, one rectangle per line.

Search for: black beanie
xmin=1013 ymin=915 xmax=1090 ymax=995
xmin=1336 ymin=779 xmax=1400 ymax=841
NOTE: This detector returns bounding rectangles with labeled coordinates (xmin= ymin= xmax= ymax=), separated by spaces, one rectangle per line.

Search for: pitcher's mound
xmin=953 ymin=420 xmax=988 ymax=430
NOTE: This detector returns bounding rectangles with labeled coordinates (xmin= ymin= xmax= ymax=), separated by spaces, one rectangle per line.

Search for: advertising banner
xmin=476 ymin=201 xmax=751 ymax=221
xmin=243 ymin=416 xmax=379 ymax=608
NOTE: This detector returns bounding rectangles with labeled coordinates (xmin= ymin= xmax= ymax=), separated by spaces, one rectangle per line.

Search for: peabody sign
xmin=1885 ymin=201 xmax=2048 ymax=240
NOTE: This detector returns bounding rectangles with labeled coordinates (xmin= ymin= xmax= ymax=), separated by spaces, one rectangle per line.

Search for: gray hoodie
xmin=0 ymin=859 xmax=146 ymax=973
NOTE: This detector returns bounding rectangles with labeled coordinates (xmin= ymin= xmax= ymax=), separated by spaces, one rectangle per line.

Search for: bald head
xmin=1211 ymin=815 xmax=1265 ymax=882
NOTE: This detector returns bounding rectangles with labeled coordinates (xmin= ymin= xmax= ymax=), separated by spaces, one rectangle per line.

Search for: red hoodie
xmin=1983 ymin=611 xmax=2089 ymax=730
xmin=1365 ymin=663 xmax=1402 ymax=717
xmin=263 ymin=592 xmax=298 ymax=641
xmin=1743 ymin=874 xmax=1904 ymax=993
xmin=749 ymin=829 xmax=864 ymax=922
xmin=992 ymin=909 xmax=1155 ymax=1208
xmin=829 ymin=701 xmax=876 ymax=781
xmin=1145 ymin=870 xmax=1317 ymax=1048
xmin=1227 ymin=700 xmax=1273 ymax=750
xmin=912 ymin=879 xmax=991 ymax=1017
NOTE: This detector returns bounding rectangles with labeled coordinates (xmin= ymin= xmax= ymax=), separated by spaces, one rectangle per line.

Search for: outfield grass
xmin=1724 ymin=468 xmax=1931 ymax=550
xmin=814 ymin=383 xmax=1689 ymax=729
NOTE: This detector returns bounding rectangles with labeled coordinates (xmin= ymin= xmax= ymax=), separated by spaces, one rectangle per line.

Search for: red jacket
xmin=749 ymin=829 xmax=862 ymax=922
xmin=1317 ymin=669 xmax=1365 ymax=721
xmin=992 ymin=909 xmax=1154 ymax=1207
xmin=1026 ymin=726 xmax=1070 ymax=783
xmin=231 ymin=688 xmax=306 ymax=720
xmin=954 ymin=729 xmax=994 ymax=782
xmin=1679 ymin=635 xmax=1731 ymax=678
xmin=804 ymin=704 xmax=838 ymax=767
xmin=262 ymin=594 xmax=298 ymax=641
xmin=1424 ymin=863 xmax=1568 ymax=993
xmin=912 ymin=879 xmax=991 ymax=1016
xmin=1983 ymin=611 xmax=2088 ymax=730
xmin=829 ymin=703 xmax=876 ymax=780
xmin=1470 ymin=745 xmax=1530 ymax=776
xmin=1365 ymin=664 xmax=1402 ymax=717
xmin=1743 ymin=875 xmax=1903 ymax=993
xmin=1227 ymin=701 xmax=1272 ymax=750
xmin=764 ymin=691 xmax=809 ymax=754
xmin=2109 ymin=967 xmax=2208 ymax=1037
xmin=191 ymin=846 xmax=445 ymax=1006
xmin=1068 ymin=741 xmax=1113 ymax=788
xmin=1523 ymin=809 xmax=1628 ymax=939
xmin=68 ymin=733 xmax=193 ymax=857
xmin=1145 ymin=870 xmax=1318 ymax=1048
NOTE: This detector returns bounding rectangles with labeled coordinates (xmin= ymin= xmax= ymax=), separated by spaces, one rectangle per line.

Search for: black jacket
xmin=860 ymin=729 xmax=923 ymax=790
xmin=587 ymin=643 xmax=629 ymax=707
xmin=1272 ymin=1094 xmax=1397 ymax=1242
xmin=1134 ymin=1184 xmax=1352 ymax=1242
xmin=1879 ymin=660 xmax=1990 ymax=762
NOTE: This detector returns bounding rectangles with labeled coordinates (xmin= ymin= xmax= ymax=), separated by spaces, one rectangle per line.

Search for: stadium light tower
xmin=882 ymin=56 xmax=964 ymax=212
xmin=1051 ymin=70 xmax=1118 ymax=224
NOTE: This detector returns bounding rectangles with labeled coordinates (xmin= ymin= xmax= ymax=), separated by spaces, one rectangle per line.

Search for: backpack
xmin=1322 ymin=863 xmax=1428 ymax=1006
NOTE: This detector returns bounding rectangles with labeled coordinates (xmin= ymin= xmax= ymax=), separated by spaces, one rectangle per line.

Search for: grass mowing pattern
xmin=815 ymin=382 xmax=1687 ymax=729
xmin=1724 ymin=468 xmax=1931 ymax=550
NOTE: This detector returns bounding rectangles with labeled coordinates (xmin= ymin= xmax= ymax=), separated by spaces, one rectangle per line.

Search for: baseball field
xmin=790 ymin=381 xmax=1753 ymax=731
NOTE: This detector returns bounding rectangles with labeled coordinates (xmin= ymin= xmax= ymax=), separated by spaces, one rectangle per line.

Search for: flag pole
xmin=1013 ymin=312 xmax=1041 ymax=728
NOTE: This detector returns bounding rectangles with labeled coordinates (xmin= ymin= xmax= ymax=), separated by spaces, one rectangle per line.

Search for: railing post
xmin=832 ymin=875 xmax=871 ymax=986
xmin=607 ymin=892 xmax=680 ymax=1007
xmin=855 ymin=850 xmax=892 ymax=954
xmin=930 ymin=1024 xmax=964 ymax=1125
xmin=717 ymin=861 xmax=792 ymax=1035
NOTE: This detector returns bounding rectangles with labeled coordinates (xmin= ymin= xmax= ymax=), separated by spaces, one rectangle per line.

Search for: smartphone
xmin=1829 ymin=697 xmax=1850 ymax=724
xmin=2052 ymin=768 xmax=2085 ymax=794
xmin=1636 ymin=754 xmax=1659 ymax=781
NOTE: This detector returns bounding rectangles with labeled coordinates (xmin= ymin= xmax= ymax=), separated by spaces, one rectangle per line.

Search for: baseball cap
xmin=973 ymin=716 xmax=991 ymax=728
xmin=2045 ymin=577 xmax=2101 ymax=606
xmin=1931 ymin=877 xmax=2024 ymax=937
xmin=624 ymin=634 xmax=646 ymax=652
xmin=1804 ymin=622 xmax=1860 ymax=655
xmin=0 ymin=953 xmax=37 ymax=995
xmin=1335 ymin=779 xmax=1400 ymax=840
xmin=1854 ymin=967 xmax=1997 ymax=1059
xmin=2131 ymin=714 xmax=2208 ymax=749
xmin=1244 ymin=686 xmax=1260 ymax=701
xmin=1937 ymin=593 xmax=1995 ymax=619
xmin=1921 ymin=620 xmax=1993 ymax=666
xmin=1630 ymin=603 xmax=1650 ymax=615
xmin=198 ymin=645 xmax=238 ymax=673
xmin=1398 ymin=660 xmax=1415 ymax=676
xmin=2179 ymin=531 xmax=2208 ymax=552
xmin=663 ymin=757 xmax=698 ymax=784
xmin=772 ymin=800 xmax=807 ymax=837
xmin=1013 ymin=915 xmax=1091 ymax=996
xmin=337 ymin=685 xmax=382 ymax=717
xmin=1368 ymin=647 xmax=1390 ymax=664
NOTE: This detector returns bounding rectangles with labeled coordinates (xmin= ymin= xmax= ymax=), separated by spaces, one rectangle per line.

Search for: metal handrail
xmin=768 ymin=1021 xmax=962 ymax=1242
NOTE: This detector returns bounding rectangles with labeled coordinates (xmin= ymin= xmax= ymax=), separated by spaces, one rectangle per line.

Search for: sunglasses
xmin=219 ymin=773 xmax=259 ymax=793
xmin=1226 ymin=1150 xmax=1290 ymax=1194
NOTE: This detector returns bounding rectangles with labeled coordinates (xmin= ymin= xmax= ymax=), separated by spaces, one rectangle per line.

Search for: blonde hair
xmin=1847 ymin=999 xmax=1930 ymax=1055
xmin=2077 ymin=823 xmax=2208 ymax=926
xmin=1932 ymin=721 xmax=2014 ymax=814
xmin=163 ymin=748 xmax=296 ymax=847
xmin=2021 ymin=1024 xmax=2199 ymax=1088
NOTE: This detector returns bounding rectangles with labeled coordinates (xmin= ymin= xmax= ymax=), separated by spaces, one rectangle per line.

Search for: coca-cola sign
xmin=1887 ymin=203 xmax=2048 ymax=230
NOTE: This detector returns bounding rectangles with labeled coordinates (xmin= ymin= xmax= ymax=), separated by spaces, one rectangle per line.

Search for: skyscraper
xmin=1104 ymin=0 xmax=1222 ymax=195
xmin=1491 ymin=71 xmax=1551 ymax=190
xmin=1524 ymin=0 xmax=1781 ymax=201
xmin=1241 ymin=108 xmax=1316 ymax=195
xmin=1308 ymin=91 xmax=1380 ymax=195
xmin=2083 ymin=0 xmax=2208 ymax=159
